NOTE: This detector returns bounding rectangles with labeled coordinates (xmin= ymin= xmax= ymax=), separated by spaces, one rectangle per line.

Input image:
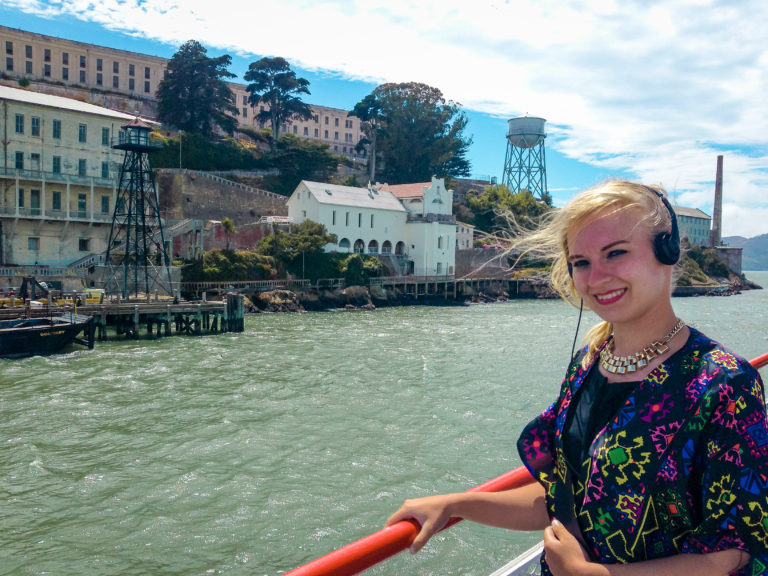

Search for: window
xmin=345 ymin=119 xmax=353 ymax=128
xmin=77 ymin=193 xmax=87 ymax=217
xmin=96 ymin=72 xmax=102 ymax=85
xmin=15 ymin=114 xmax=24 ymax=134
xmin=96 ymin=58 xmax=102 ymax=71
xmin=79 ymin=69 xmax=86 ymax=83
xmin=62 ymin=52 xmax=69 ymax=65
xmin=324 ymin=130 xmax=328 ymax=139
xmin=52 ymin=156 xmax=61 ymax=173
xmin=242 ymin=95 xmax=247 ymax=105
xmin=25 ymin=45 xmax=32 ymax=58
xmin=52 ymin=119 xmax=61 ymax=139
xmin=303 ymin=127 xmax=308 ymax=136
xmin=44 ymin=63 xmax=51 ymax=77
xmin=101 ymin=196 xmax=110 ymax=214
xmin=30 ymin=153 xmax=40 ymax=171
xmin=242 ymin=107 xmax=247 ymax=117
xmin=129 ymin=63 xmax=135 ymax=76
xmin=5 ymin=57 xmax=13 ymax=71
xmin=129 ymin=78 xmax=134 ymax=91
xmin=144 ymin=81 xmax=150 ymax=93
xmin=30 ymin=189 xmax=41 ymax=215
xmin=78 ymin=159 xmax=87 ymax=177
xmin=52 ymin=191 xmax=61 ymax=211
xmin=44 ymin=49 xmax=51 ymax=62
xmin=113 ymin=61 xmax=119 ymax=74
xmin=5 ymin=41 xmax=12 ymax=55
xmin=370 ymin=214 xmax=374 ymax=228
xmin=438 ymin=236 xmax=443 ymax=249
xmin=112 ymin=75 xmax=119 ymax=88
xmin=334 ymin=131 xmax=339 ymax=140
xmin=101 ymin=161 xmax=109 ymax=179
xmin=31 ymin=117 xmax=40 ymax=137
xmin=335 ymin=117 xmax=339 ymax=126
xmin=79 ymin=238 xmax=90 ymax=252
xmin=314 ymin=128 xmax=318 ymax=137
xmin=345 ymin=212 xmax=349 ymax=226
xmin=332 ymin=210 xmax=336 ymax=225
xmin=358 ymin=213 xmax=362 ymax=227
xmin=28 ymin=237 xmax=40 ymax=251
xmin=102 ymin=127 xmax=110 ymax=146
xmin=18 ymin=188 xmax=24 ymax=207
xmin=144 ymin=66 xmax=150 ymax=79
xmin=15 ymin=151 xmax=24 ymax=170
xmin=78 ymin=124 xmax=87 ymax=143
xmin=80 ymin=55 xmax=86 ymax=68
xmin=62 ymin=67 xmax=68 ymax=80
xmin=25 ymin=61 xmax=32 ymax=74
xmin=324 ymin=116 xmax=329 ymax=125
xmin=293 ymin=125 xmax=297 ymax=134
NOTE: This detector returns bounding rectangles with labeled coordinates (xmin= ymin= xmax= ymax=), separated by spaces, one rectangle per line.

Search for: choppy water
xmin=2 ymin=272 xmax=767 ymax=576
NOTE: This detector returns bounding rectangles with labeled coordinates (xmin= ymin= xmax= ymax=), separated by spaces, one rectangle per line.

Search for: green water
xmin=2 ymin=272 xmax=767 ymax=576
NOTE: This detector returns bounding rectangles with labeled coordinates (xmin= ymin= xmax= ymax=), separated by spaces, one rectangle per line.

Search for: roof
xmin=299 ymin=181 xmax=406 ymax=212
xmin=380 ymin=182 xmax=430 ymax=199
xmin=673 ymin=206 xmax=711 ymax=219
xmin=0 ymin=85 xmax=139 ymax=121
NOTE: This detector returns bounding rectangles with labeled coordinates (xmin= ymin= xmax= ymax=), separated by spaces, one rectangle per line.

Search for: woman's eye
xmin=572 ymin=260 xmax=588 ymax=268
xmin=607 ymin=249 xmax=627 ymax=258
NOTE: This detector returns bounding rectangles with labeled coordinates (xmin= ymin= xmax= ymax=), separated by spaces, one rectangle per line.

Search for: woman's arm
xmin=385 ymin=482 xmax=549 ymax=553
xmin=543 ymin=519 xmax=748 ymax=576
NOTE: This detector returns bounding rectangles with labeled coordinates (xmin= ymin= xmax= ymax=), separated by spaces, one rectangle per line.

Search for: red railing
xmin=285 ymin=353 xmax=768 ymax=576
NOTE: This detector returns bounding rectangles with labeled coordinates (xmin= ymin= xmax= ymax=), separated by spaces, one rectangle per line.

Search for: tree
xmin=352 ymin=82 xmax=472 ymax=184
xmin=221 ymin=217 xmax=236 ymax=251
xmin=244 ymin=57 xmax=313 ymax=148
xmin=156 ymin=40 xmax=238 ymax=136
xmin=261 ymin=134 xmax=342 ymax=195
xmin=348 ymin=94 xmax=382 ymax=182
xmin=256 ymin=220 xmax=337 ymax=280
xmin=467 ymin=184 xmax=551 ymax=233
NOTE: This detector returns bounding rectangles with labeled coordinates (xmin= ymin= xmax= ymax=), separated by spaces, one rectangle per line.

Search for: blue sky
xmin=3 ymin=1 xmax=768 ymax=238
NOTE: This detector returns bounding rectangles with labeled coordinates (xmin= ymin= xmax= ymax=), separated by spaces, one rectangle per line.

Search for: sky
xmin=3 ymin=0 xmax=768 ymax=238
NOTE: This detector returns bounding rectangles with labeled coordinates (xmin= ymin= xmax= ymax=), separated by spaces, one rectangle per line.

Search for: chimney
xmin=709 ymin=155 xmax=723 ymax=247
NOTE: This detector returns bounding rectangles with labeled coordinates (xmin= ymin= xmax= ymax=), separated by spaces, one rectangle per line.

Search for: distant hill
xmin=723 ymin=234 xmax=768 ymax=270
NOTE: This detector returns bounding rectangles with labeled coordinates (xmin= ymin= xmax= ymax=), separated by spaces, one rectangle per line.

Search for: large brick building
xmin=0 ymin=25 xmax=365 ymax=159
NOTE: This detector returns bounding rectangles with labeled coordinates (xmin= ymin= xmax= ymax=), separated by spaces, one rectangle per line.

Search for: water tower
xmin=501 ymin=116 xmax=548 ymax=200
xmin=104 ymin=118 xmax=173 ymax=298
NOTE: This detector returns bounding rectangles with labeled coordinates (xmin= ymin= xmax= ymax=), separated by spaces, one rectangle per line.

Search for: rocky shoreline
xmin=242 ymin=274 xmax=762 ymax=314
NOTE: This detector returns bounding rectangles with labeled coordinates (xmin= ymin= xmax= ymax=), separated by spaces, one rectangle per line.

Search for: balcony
xmin=0 ymin=204 xmax=113 ymax=223
xmin=0 ymin=167 xmax=114 ymax=188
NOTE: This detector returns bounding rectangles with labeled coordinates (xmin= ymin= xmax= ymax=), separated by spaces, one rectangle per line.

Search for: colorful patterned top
xmin=517 ymin=327 xmax=768 ymax=575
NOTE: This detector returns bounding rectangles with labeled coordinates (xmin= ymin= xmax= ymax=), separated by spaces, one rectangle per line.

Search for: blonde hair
xmin=509 ymin=179 xmax=676 ymax=366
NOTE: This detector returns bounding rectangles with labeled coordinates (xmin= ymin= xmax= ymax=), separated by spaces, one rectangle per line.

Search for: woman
xmin=386 ymin=181 xmax=768 ymax=575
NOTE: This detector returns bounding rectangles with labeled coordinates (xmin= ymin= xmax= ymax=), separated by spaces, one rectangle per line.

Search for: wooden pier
xmin=73 ymin=293 xmax=245 ymax=341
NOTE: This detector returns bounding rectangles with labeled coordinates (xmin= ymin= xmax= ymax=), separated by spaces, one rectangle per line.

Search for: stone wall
xmin=156 ymin=170 xmax=288 ymax=226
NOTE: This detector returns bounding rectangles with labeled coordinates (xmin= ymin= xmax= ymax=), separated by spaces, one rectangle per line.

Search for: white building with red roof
xmin=287 ymin=177 xmax=457 ymax=276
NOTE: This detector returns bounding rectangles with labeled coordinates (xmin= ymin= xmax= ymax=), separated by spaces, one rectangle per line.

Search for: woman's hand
xmin=385 ymin=493 xmax=458 ymax=554
xmin=544 ymin=518 xmax=592 ymax=576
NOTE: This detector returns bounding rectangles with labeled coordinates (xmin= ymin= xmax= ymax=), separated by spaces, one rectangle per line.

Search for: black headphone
xmin=566 ymin=188 xmax=680 ymax=277
xmin=651 ymin=189 xmax=681 ymax=266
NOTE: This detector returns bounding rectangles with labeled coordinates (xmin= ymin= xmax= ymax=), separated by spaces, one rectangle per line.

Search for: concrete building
xmin=287 ymin=178 xmax=457 ymax=276
xmin=674 ymin=206 xmax=711 ymax=247
xmin=0 ymin=25 xmax=365 ymax=160
xmin=0 ymin=84 xmax=135 ymax=273
xmin=456 ymin=221 xmax=475 ymax=250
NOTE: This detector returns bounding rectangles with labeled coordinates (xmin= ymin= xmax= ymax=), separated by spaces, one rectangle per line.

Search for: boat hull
xmin=0 ymin=315 xmax=94 ymax=358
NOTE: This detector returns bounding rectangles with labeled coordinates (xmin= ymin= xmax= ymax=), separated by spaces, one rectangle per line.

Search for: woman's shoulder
xmin=685 ymin=326 xmax=759 ymax=376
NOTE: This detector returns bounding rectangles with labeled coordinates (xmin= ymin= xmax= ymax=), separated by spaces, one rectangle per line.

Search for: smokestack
xmin=709 ymin=155 xmax=723 ymax=248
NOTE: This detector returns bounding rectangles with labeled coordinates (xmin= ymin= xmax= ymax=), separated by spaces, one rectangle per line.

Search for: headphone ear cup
xmin=654 ymin=231 xmax=680 ymax=265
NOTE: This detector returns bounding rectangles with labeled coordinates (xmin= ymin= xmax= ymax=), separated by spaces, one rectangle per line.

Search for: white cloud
xmin=7 ymin=0 xmax=768 ymax=236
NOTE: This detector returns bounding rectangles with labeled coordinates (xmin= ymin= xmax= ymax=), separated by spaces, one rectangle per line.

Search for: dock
xmin=0 ymin=293 xmax=245 ymax=342
xmin=77 ymin=293 xmax=245 ymax=340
